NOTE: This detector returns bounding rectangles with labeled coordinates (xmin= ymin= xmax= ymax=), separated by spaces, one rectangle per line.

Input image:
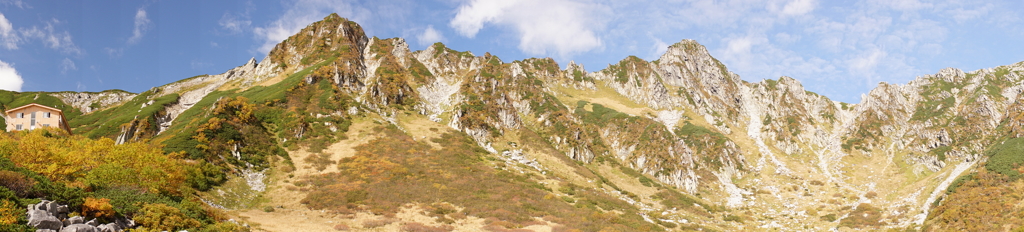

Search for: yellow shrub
xmin=0 ymin=130 xmax=187 ymax=194
xmin=0 ymin=200 xmax=20 ymax=224
xmin=134 ymin=203 xmax=200 ymax=231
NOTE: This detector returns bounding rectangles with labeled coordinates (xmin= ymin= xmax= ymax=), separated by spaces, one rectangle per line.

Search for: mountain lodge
xmin=4 ymin=103 xmax=72 ymax=134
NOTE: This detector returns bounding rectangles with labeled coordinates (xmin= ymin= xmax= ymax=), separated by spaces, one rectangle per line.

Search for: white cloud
xmin=774 ymin=32 xmax=800 ymax=44
xmin=104 ymin=47 xmax=123 ymax=58
xmin=60 ymin=58 xmax=76 ymax=74
xmin=947 ymin=3 xmax=995 ymax=24
xmin=219 ymin=12 xmax=251 ymax=34
xmin=128 ymin=8 xmax=151 ymax=45
xmin=869 ymin=0 xmax=932 ymax=11
xmin=19 ymin=19 xmax=81 ymax=55
xmin=0 ymin=60 xmax=23 ymax=92
xmin=648 ymin=37 xmax=668 ymax=60
xmin=0 ymin=12 xmax=19 ymax=49
xmin=416 ymin=25 xmax=444 ymax=46
xmin=848 ymin=48 xmax=885 ymax=78
xmin=671 ymin=0 xmax=761 ymax=29
xmin=778 ymin=0 xmax=816 ymax=17
xmin=191 ymin=60 xmax=213 ymax=70
xmin=450 ymin=0 xmax=607 ymax=58
xmin=0 ymin=0 xmax=27 ymax=9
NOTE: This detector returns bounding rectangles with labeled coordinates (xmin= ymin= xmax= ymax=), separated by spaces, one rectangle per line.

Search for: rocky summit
xmin=3 ymin=13 xmax=1024 ymax=231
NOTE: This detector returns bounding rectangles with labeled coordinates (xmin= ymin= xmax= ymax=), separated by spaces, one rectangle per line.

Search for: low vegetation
xmin=298 ymin=126 xmax=661 ymax=231
xmin=0 ymin=129 xmax=242 ymax=231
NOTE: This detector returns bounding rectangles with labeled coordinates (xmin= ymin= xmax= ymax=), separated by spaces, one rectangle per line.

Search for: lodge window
xmin=15 ymin=124 xmax=22 ymax=130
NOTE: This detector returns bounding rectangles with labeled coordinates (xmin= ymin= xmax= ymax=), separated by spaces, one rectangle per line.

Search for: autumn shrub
xmin=401 ymin=222 xmax=454 ymax=232
xmin=655 ymin=220 xmax=677 ymax=228
xmin=0 ymin=130 xmax=186 ymax=195
xmin=300 ymin=127 xmax=661 ymax=231
xmin=557 ymin=183 xmax=577 ymax=196
xmin=838 ymin=203 xmax=884 ymax=229
xmin=197 ymin=221 xmax=250 ymax=232
xmin=652 ymin=190 xmax=712 ymax=216
xmin=362 ymin=218 xmax=397 ymax=228
xmin=724 ymin=214 xmax=743 ymax=222
xmin=82 ymin=197 xmax=115 ymax=219
xmin=0 ymin=155 xmax=85 ymax=209
xmin=0 ymin=170 xmax=35 ymax=197
xmin=93 ymin=187 xmax=174 ymax=217
xmin=304 ymin=152 xmax=335 ymax=171
xmin=135 ymin=203 xmax=201 ymax=231
xmin=333 ymin=224 xmax=350 ymax=231
xmin=0 ymin=199 xmax=20 ymax=224
xmin=168 ymin=96 xmax=286 ymax=170
xmin=927 ymin=168 xmax=1024 ymax=231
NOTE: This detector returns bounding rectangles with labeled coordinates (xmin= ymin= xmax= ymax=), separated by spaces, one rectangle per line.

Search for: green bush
xmin=985 ymin=137 xmax=1024 ymax=180
xmin=0 ymin=156 xmax=84 ymax=209
xmin=93 ymin=187 xmax=175 ymax=217
xmin=821 ymin=213 xmax=837 ymax=222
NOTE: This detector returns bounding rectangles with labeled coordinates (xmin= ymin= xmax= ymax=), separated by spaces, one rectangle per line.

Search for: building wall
xmin=5 ymin=105 xmax=67 ymax=132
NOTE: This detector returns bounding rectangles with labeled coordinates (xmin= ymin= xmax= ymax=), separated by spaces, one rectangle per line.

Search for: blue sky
xmin=0 ymin=0 xmax=1022 ymax=103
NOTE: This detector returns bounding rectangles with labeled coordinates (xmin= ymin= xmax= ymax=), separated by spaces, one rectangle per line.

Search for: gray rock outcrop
xmin=25 ymin=200 xmax=132 ymax=232
xmin=27 ymin=209 xmax=62 ymax=231
xmin=52 ymin=91 xmax=137 ymax=114
xmin=60 ymin=224 xmax=97 ymax=232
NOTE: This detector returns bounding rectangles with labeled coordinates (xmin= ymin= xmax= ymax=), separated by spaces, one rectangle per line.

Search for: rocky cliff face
xmin=52 ymin=90 xmax=137 ymax=114
xmin=47 ymin=15 xmax=1024 ymax=230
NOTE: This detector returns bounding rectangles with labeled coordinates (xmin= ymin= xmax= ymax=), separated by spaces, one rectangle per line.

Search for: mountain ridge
xmin=2 ymin=13 xmax=1024 ymax=231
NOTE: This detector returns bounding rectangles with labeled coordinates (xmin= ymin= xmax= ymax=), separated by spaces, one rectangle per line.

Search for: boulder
xmin=64 ymin=216 xmax=84 ymax=226
xmin=45 ymin=201 xmax=60 ymax=216
xmin=60 ymin=224 xmax=97 ymax=232
xmin=27 ymin=209 xmax=62 ymax=231
xmin=96 ymin=223 xmax=120 ymax=232
xmin=114 ymin=217 xmax=135 ymax=229
xmin=56 ymin=205 xmax=69 ymax=220
xmin=30 ymin=200 xmax=49 ymax=211
xmin=84 ymin=219 xmax=98 ymax=227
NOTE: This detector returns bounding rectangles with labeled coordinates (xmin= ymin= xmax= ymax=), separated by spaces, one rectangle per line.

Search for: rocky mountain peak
xmin=267 ymin=14 xmax=368 ymax=69
xmin=660 ymin=39 xmax=709 ymax=60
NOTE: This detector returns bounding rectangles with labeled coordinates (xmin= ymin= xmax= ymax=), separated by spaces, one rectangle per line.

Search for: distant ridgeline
xmin=2 ymin=13 xmax=1024 ymax=231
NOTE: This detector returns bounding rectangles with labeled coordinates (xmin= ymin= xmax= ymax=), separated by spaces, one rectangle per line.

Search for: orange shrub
xmin=81 ymin=197 xmax=115 ymax=219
